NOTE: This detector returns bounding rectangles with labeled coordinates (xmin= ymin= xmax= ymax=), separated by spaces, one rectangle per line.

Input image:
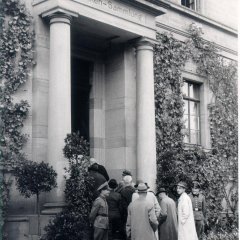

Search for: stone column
xmin=136 ymin=38 xmax=157 ymax=191
xmin=47 ymin=13 xmax=72 ymax=202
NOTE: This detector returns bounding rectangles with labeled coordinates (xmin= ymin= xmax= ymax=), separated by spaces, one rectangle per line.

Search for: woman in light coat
xmin=177 ymin=181 xmax=198 ymax=240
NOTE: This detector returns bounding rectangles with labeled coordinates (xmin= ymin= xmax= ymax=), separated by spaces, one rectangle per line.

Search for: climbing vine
xmin=0 ymin=0 xmax=34 ymax=238
xmin=154 ymin=23 xmax=238 ymax=232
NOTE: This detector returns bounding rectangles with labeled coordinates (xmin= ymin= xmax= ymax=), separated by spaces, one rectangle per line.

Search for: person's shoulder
xmin=93 ymin=197 xmax=103 ymax=204
xmin=199 ymin=193 xmax=205 ymax=199
xmin=182 ymin=192 xmax=190 ymax=200
xmin=98 ymin=164 xmax=106 ymax=170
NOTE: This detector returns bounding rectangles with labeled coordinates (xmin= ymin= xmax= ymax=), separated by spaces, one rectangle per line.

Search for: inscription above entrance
xmin=74 ymin=0 xmax=146 ymax=24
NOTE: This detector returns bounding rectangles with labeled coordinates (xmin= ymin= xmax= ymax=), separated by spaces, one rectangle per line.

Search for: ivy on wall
xmin=0 ymin=0 xmax=34 ymax=238
xmin=154 ymin=23 xmax=238 ymax=231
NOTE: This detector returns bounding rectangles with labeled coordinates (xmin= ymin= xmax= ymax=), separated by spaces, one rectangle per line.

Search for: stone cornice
xmin=120 ymin=0 xmax=169 ymax=16
xmin=158 ymin=0 xmax=237 ymax=36
xmin=156 ymin=22 xmax=238 ymax=57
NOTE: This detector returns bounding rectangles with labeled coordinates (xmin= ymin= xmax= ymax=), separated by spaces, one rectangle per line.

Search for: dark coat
xmin=91 ymin=163 xmax=109 ymax=181
xmin=89 ymin=170 xmax=107 ymax=200
xmin=106 ymin=190 xmax=122 ymax=219
xmin=158 ymin=195 xmax=178 ymax=240
xmin=120 ymin=185 xmax=135 ymax=223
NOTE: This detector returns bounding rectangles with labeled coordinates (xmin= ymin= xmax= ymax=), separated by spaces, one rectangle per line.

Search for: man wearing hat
xmin=89 ymin=182 xmax=110 ymax=240
xmin=106 ymin=179 xmax=125 ymax=240
xmin=115 ymin=170 xmax=133 ymax=193
xmin=177 ymin=181 xmax=198 ymax=240
xmin=156 ymin=187 xmax=177 ymax=240
xmin=132 ymin=180 xmax=161 ymax=219
xmin=126 ymin=183 xmax=159 ymax=240
xmin=189 ymin=182 xmax=206 ymax=240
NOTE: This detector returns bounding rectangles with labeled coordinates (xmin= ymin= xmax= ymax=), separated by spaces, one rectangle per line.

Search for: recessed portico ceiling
xmin=71 ymin=14 xmax=139 ymax=51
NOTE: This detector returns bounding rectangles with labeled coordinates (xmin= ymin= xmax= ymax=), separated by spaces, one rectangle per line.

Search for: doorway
xmin=71 ymin=57 xmax=92 ymax=141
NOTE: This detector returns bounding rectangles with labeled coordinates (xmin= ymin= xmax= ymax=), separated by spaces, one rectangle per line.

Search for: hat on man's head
xmin=97 ymin=182 xmax=109 ymax=192
xmin=108 ymin=179 xmax=118 ymax=189
xmin=137 ymin=183 xmax=148 ymax=193
xmin=122 ymin=170 xmax=132 ymax=176
xmin=176 ymin=181 xmax=187 ymax=189
xmin=156 ymin=187 xmax=167 ymax=195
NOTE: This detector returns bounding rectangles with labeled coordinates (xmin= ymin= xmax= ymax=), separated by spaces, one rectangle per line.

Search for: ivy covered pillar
xmin=136 ymin=38 xmax=157 ymax=191
xmin=44 ymin=12 xmax=76 ymax=203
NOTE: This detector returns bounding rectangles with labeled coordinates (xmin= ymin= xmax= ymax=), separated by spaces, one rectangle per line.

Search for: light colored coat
xmin=132 ymin=191 xmax=161 ymax=218
xmin=178 ymin=192 xmax=198 ymax=240
xmin=126 ymin=195 xmax=158 ymax=240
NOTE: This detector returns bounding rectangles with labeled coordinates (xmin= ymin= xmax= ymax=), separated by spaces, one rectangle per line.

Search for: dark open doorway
xmin=71 ymin=57 xmax=92 ymax=141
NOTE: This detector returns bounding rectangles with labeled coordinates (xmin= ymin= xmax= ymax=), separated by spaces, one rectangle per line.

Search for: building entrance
xmin=71 ymin=57 xmax=92 ymax=141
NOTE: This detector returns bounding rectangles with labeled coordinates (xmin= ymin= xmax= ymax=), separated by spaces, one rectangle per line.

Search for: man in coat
xmin=106 ymin=179 xmax=125 ymax=239
xmin=89 ymin=182 xmax=110 ymax=240
xmin=126 ymin=183 xmax=158 ymax=240
xmin=156 ymin=187 xmax=178 ymax=240
xmin=90 ymin=158 xmax=110 ymax=181
xmin=177 ymin=181 xmax=198 ymax=240
xmin=88 ymin=163 xmax=107 ymax=200
xmin=132 ymin=180 xmax=161 ymax=240
xmin=189 ymin=182 xmax=206 ymax=240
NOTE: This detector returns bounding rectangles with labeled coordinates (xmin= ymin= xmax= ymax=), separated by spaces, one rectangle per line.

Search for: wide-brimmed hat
xmin=176 ymin=181 xmax=187 ymax=189
xmin=156 ymin=187 xmax=167 ymax=195
xmin=97 ymin=182 xmax=109 ymax=192
xmin=137 ymin=183 xmax=148 ymax=193
xmin=134 ymin=180 xmax=150 ymax=189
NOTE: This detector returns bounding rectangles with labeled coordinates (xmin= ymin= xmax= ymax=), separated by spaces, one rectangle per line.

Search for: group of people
xmin=88 ymin=158 xmax=206 ymax=240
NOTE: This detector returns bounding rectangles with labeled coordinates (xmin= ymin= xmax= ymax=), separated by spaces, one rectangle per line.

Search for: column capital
xmin=135 ymin=37 xmax=157 ymax=50
xmin=41 ymin=7 xmax=78 ymax=24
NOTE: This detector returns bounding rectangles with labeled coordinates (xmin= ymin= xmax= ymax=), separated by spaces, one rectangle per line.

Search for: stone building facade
xmin=6 ymin=0 xmax=237 ymax=239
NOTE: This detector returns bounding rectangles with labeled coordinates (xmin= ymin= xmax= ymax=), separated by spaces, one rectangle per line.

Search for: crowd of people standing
xmin=88 ymin=158 xmax=206 ymax=240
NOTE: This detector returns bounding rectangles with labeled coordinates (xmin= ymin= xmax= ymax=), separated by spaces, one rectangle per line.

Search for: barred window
xmin=183 ymin=81 xmax=201 ymax=145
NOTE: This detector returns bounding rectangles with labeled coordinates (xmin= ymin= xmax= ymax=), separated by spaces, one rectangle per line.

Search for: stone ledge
xmin=7 ymin=216 xmax=29 ymax=222
xmin=41 ymin=202 xmax=67 ymax=215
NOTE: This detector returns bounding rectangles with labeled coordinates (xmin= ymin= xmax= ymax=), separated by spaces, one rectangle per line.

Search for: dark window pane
xmin=189 ymin=83 xmax=200 ymax=99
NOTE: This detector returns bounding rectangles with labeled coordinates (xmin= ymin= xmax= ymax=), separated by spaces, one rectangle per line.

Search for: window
xmin=183 ymin=81 xmax=200 ymax=145
xmin=181 ymin=0 xmax=196 ymax=11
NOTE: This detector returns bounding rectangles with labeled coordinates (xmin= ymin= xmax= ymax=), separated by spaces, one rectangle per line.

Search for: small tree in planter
xmin=14 ymin=160 xmax=57 ymax=236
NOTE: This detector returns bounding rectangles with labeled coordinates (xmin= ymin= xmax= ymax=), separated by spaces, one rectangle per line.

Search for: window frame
xmin=183 ymin=80 xmax=201 ymax=145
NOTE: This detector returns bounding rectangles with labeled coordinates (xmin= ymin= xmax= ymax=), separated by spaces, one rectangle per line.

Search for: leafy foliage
xmin=14 ymin=160 xmax=57 ymax=198
xmin=42 ymin=133 xmax=94 ymax=240
xmin=203 ymin=228 xmax=238 ymax=240
xmin=154 ymin=23 xmax=238 ymax=233
xmin=0 ymin=0 xmax=34 ymax=238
